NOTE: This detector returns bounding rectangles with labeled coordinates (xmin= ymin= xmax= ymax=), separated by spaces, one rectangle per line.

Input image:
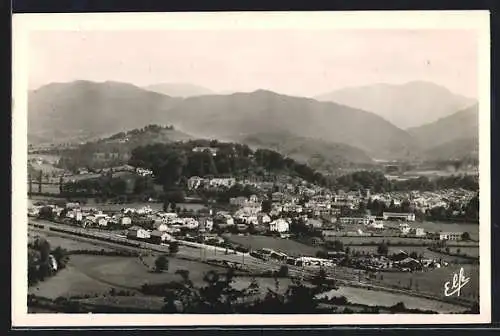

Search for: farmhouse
xmin=409 ymin=227 xmax=426 ymax=237
xmin=127 ymin=226 xmax=151 ymax=240
xmin=269 ymin=218 xmax=290 ymax=233
xmin=150 ymin=230 xmax=174 ymax=244
xmin=120 ymin=216 xmax=132 ymax=226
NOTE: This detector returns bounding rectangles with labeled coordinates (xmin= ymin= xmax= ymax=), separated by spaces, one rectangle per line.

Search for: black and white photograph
xmin=12 ymin=11 xmax=491 ymax=326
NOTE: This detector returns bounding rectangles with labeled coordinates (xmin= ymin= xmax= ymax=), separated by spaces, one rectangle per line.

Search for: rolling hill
xmin=239 ymin=131 xmax=375 ymax=171
xmin=408 ymin=104 xmax=479 ymax=161
xmin=160 ymin=90 xmax=418 ymax=161
xmin=28 ymin=80 xmax=181 ymax=144
xmin=408 ymin=104 xmax=479 ymax=149
xmin=423 ymin=137 xmax=479 ymax=161
xmin=143 ymin=83 xmax=214 ymax=98
xmin=315 ymin=81 xmax=476 ymax=129
xmin=29 ymin=81 xmax=420 ymax=162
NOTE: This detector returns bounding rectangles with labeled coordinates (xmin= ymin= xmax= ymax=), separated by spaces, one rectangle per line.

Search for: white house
xmin=127 ymin=226 xmax=150 ymax=239
xmin=269 ymin=218 xmax=290 ymax=233
xmin=97 ymin=217 xmax=108 ymax=227
xmin=399 ymin=223 xmax=411 ymax=234
xmin=121 ymin=216 xmax=132 ymax=226
xmin=155 ymin=222 xmax=170 ymax=232
xmin=199 ymin=217 xmax=214 ymax=232
xmin=258 ymin=213 xmax=271 ymax=225
xmin=188 ymin=176 xmax=205 ymax=190
xmin=306 ymin=218 xmax=323 ymax=229
xmin=410 ymin=227 xmax=426 ymax=237
xmin=150 ymin=230 xmax=174 ymax=243
xmin=209 ymin=177 xmax=236 ymax=188
xmin=183 ymin=218 xmax=199 ymax=230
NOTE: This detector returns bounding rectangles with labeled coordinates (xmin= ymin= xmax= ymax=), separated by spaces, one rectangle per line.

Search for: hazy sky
xmin=29 ymin=29 xmax=478 ymax=97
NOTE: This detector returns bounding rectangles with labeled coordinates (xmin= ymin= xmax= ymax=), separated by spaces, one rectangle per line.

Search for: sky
xmin=29 ymin=29 xmax=478 ymax=98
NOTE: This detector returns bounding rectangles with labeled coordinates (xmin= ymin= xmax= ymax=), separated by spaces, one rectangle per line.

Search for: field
xmin=321 ymin=286 xmax=467 ymax=313
xmin=29 ymin=252 xmax=293 ymax=307
xmin=415 ymin=221 xmax=479 ymax=241
xmin=226 ymin=234 xmax=321 ymax=257
xmin=28 ymin=230 xmax=115 ymax=252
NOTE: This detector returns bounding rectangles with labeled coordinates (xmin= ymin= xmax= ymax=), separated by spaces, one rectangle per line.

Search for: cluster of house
xmin=188 ymin=176 xmax=237 ymax=190
xmin=74 ymin=164 xmax=153 ymax=177
xmin=370 ymin=189 xmax=476 ymax=214
xmin=349 ymin=250 xmax=448 ymax=272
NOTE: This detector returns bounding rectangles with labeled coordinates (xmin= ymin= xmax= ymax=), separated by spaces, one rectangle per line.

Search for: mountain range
xmin=143 ymin=83 xmax=214 ymax=98
xmin=315 ymin=81 xmax=476 ymax=129
xmin=28 ymin=80 xmax=479 ymax=165
xmin=408 ymin=104 xmax=479 ymax=161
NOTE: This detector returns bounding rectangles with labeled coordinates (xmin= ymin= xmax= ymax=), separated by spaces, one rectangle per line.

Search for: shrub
xmin=154 ymin=255 xmax=169 ymax=273
xmin=169 ymin=241 xmax=180 ymax=255
xmin=276 ymin=265 xmax=289 ymax=277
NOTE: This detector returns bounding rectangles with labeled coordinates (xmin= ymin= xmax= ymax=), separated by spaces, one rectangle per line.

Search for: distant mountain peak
xmin=315 ymin=81 xmax=476 ymax=129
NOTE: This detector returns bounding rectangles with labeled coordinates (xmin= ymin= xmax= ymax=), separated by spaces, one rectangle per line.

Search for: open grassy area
xmin=69 ymin=255 xmax=220 ymax=289
xmin=226 ymin=234 xmax=321 ymax=257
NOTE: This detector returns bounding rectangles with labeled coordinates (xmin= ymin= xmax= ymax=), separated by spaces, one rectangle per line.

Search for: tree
xmin=261 ymin=199 xmax=272 ymax=214
xmin=155 ymin=255 xmax=169 ymax=272
xmin=277 ymin=265 xmax=289 ymax=277
xmin=461 ymin=232 xmax=471 ymax=241
xmin=169 ymin=241 xmax=180 ymax=255
xmin=51 ymin=247 xmax=69 ymax=270
xmin=325 ymin=240 xmax=344 ymax=252
xmin=38 ymin=206 xmax=54 ymax=220
xmin=377 ymin=242 xmax=389 ymax=256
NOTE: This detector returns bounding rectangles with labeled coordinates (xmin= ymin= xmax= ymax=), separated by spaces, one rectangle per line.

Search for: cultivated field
xmin=68 ymin=255 xmax=220 ymax=289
